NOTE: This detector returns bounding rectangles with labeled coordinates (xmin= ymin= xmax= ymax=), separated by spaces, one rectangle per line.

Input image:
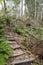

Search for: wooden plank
xmin=7 ymin=37 xmax=14 ymax=39
xmin=8 ymin=41 xmax=17 ymax=44
xmin=6 ymin=33 xmax=11 ymax=35
xmin=10 ymin=58 xmax=35 ymax=65
xmin=5 ymin=35 xmax=13 ymax=38
xmin=10 ymin=44 xmax=20 ymax=49
xmin=8 ymin=38 xmax=15 ymax=41
xmin=8 ymin=41 xmax=15 ymax=44
xmin=12 ymin=49 xmax=25 ymax=57
xmin=7 ymin=38 xmax=15 ymax=40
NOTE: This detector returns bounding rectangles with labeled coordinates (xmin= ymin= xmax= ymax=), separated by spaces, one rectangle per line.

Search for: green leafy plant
xmin=0 ymin=29 xmax=5 ymax=35
xmin=13 ymin=25 xmax=25 ymax=35
xmin=0 ymin=21 xmax=6 ymax=28
xmin=0 ymin=33 xmax=12 ymax=65
xmin=13 ymin=25 xmax=29 ymax=38
xmin=0 ymin=18 xmax=12 ymax=65
xmin=0 ymin=38 xmax=12 ymax=65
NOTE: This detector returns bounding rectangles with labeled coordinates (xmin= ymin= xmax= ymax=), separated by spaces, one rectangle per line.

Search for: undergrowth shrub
xmin=0 ymin=18 xmax=12 ymax=65
xmin=0 ymin=29 xmax=5 ymax=35
xmin=13 ymin=25 xmax=29 ymax=38
xmin=0 ymin=38 xmax=12 ymax=65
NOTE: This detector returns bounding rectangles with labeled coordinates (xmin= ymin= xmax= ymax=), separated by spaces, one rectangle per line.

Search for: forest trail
xmin=5 ymin=26 xmax=35 ymax=65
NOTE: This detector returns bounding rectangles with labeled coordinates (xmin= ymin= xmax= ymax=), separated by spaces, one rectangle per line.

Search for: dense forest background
xmin=0 ymin=0 xmax=43 ymax=65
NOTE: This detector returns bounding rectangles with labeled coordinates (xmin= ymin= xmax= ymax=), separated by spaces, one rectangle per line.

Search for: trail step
xmin=9 ymin=53 xmax=35 ymax=65
xmin=7 ymin=38 xmax=15 ymax=41
xmin=6 ymin=33 xmax=13 ymax=36
xmin=6 ymin=37 xmax=14 ymax=39
xmin=7 ymin=38 xmax=15 ymax=40
xmin=12 ymin=49 xmax=25 ymax=57
xmin=5 ymin=35 xmax=14 ymax=38
xmin=10 ymin=44 xmax=20 ymax=49
xmin=8 ymin=41 xmax=16 ymax=44
xmin=10 ymin=58 xmax=35 ymax=65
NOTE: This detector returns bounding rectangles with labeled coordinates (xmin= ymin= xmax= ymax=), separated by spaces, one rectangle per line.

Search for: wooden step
xmin=8 ymin=41 xmax=16 ymax=44
xmin=10 ymin=58 xmax=35 ymax=65
xmin=10 ymin=43 xmax=20 ymax=49
xmin=9 ymin=53 xmax=35 ymax=65
xmin=12 ymin=49 xmax=25 ymax=57
xmin=8 ymin=41 xmax=15 ymax=44
xmin=5 ymin=36 xmax=14 ymax=39
xmin=6 ymin=33 xmax=13 ymax=36
xmin=5 ymin=35 xmax=14 ymax=38
xmin=7 ymin=38 xmax=15 ymax=41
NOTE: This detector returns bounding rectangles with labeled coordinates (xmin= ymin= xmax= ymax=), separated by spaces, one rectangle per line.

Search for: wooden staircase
xmin=5 ymin=27 xmax=35 ymax=65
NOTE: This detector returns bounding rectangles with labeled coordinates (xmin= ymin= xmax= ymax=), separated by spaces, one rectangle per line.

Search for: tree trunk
xmin=4 ymin=0 xmax=10 ymax=27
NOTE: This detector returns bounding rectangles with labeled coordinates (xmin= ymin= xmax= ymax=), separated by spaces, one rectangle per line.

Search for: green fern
xmin=0 ymin=38 xmax=12 ymax=65
xmin=0 ymin=20 xmax=12 ymax=65
xmin=0 ymin=29 xmax=5 ymax=35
